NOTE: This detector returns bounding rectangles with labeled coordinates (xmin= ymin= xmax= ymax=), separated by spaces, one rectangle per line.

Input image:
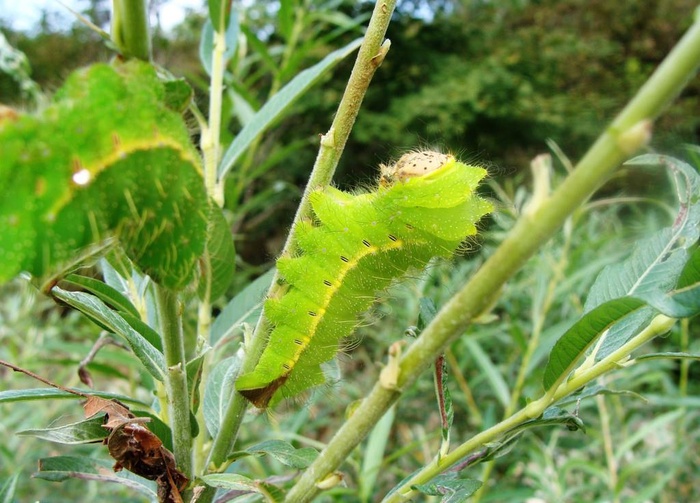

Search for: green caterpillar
xmin=236 ymin=151 xmax=492 ymax=408
xmin=0 ymin=61 xmax=208 ymax=289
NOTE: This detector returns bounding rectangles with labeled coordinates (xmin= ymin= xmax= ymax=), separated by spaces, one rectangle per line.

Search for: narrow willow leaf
xmin=613 ymin=409 xmax=684 ymax=461
xmin=434 ymin=355 xmax=453 ymax=456
xmin=52 ymin=287 xmax=166 ymax=381
xmin=186 ymin=351 xmax=207 ymax=414
xmin=543 ymin=297 xmax=646 ymax=391
xmin=203 ymin=356 xmax=240 ymax=438
xmin=525 ymin=406 xmax=586 ymax=433
xmin=241 ymin=440 xmax=318 ymax=469
xmin=207 ymin=0 xmax=233 ymax=34
xmin=554 ymin=384 xmax=646 ymax=407
xmin=120 ymin=312 xmax=163 ymax=352
xmin=62 ymin=274 xmax=140 ymax=318
xmin=199 ymin=11 xmax=239 ymax=76
xmin=677 ymin=245 xmax=700 ymax=289
xmin=411 ymin=474 xmax=482 ymax=501
xmin=0 ymin=472 xmax=19 ymax=503
xmin=18 ymin=416 xmax=107 ymax=444
xmin=0 ymin=388 xmax=148 ymax=407
xmin=35 ymin=456 xmax=157 ymax=497
xmin=595 ymin=306 xmax=655 ymax=361
xmin=217 ymin=38 xmax=362 ymax=179
xmin=198 ymin=204 xmax=236 ymax=301
xmin=211 ymin=268 xmax=274 ymax=345
xmin=464 ymin=339 xmax=510 ymax=408
xmin=360 ymin=406 xmax=396 ymax=501
xmin=634 ymin=351 xmax=700 ymax=362
xmin=200 ymin=473 xmax=257 ymax=491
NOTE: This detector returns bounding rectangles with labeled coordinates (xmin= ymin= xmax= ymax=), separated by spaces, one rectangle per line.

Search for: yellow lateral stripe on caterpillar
xmin=236 ymin=152 xmax=492 ymax=408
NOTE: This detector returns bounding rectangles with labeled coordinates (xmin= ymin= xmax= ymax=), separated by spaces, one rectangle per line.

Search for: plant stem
xmin=284 ymin=17 xmax=700 ymax=502
xmin=202 ymin=28 xmax=227 ymax=206
xmin=385 ymin=315 xmax=675 ymax=502
xmin=200 ymin=0 xmax=397 ymax=490
xmin=111 ymin=0 xmax=152 ymax=61
xmin=155 ymin=285 xmax=193 ymax=479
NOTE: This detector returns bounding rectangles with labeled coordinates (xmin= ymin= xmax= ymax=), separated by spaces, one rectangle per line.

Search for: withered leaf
xmin=83 ymin=396 xmax=189 ymax=502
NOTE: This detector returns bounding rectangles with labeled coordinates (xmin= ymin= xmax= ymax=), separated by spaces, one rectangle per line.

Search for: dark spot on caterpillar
xmin=323 ymin=280 xmax=332 ymax=287
xmin=308 ymin=311 xmax=317 ymax=317
xmin=294 ymin=339 xmax=303 ymax=345
xmin=282 ymin=363 xmax=291 ymax=370
xmin=362 ymin=239 xmax=371 ymax=247
xmin=388 ymin=234 xmax=397 ymax=241
xmin=406 ymin=224 xmax=414 ymax=230
xmin=340 ymin=255 xmax=349 ymax=263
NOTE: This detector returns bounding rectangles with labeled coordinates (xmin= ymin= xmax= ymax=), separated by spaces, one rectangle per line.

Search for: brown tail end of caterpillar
xmin=237 ymin=373 xmax=290 ymax=408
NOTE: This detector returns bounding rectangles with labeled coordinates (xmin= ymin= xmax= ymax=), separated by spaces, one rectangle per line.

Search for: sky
xmin=0 ymin=0 xmax=206 ymax=32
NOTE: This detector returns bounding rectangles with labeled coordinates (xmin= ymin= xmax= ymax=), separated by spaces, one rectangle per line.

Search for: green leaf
xmin=594 ymin=306 xmax=655 ymax=361
xmin=0 ymin=472 xmax=19 ymax=503
xmin=199 ymin=11 xmax=239 ymax=76
xmin=203 ymin=356 xmax=240 ymax=438
xmin=120 ymin=312 xmax=163 ymax=352
xmin=200 ymin=473 xmax=257 ymax=490
xmin=198 ymin=204 xmax=236 ymax=301
xmin=211 ymin=268 xmax=275 ymax=345
xmin=554 ymin=384 xmax=646 ymax=407
xmin=0 ymin=61 xmax=208 ymax=290
xmin=18 ymin=415 xmax=108 ymax=444
xmin=155 ymin=65 xmax=195 ymax=113
xmin=186 ymin=351 xmax=208 ymax=414
xmin=62 ymin=273 xmax=140 ymax=318
xmin=241 ymin=440 xmax=318 ymax=469
xmin=543 ymin=297 xmax=646 ymax=391
xmin=217 ymin=38 xmax=362 ymax=179
xmin=207 ymin=0 xmax=232 ymax=34
xmin=51 ymin=287 xmax=166 ymax=381
xmin=360 ymin=406 xmax=396 ymax=501
xmin=585 ymin=154 xmax=700 ymax=318
xmin=525 ymin=406 xmax=586 ymax=433
xmin=200 ymin=472 xmax=285 ymax=501
xmin=0 ymin=388 xmax=148 ymax=407
xmin=419 ymin=297 xmax=438 ymax=330
xmin=463 ymin=339 xmax=510 ymax=408
xmin=677 ymin=245 xmax=700 ymax=289
xmin=634 ymin=351 xmax=700 ymax=362
xmin=411 ymin=474 xmax=482 ymax=501
xmin=434 ymin=355 xmax=453 ymax=455
xmin=35 ymin=456 xmax=157 ymax=497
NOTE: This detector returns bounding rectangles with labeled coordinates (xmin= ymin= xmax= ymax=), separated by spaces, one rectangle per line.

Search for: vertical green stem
xmin=111 ymin=0 xmax=152 ymax=61
xmin=201 ymin=0 xmax=397 ymax=486
xmin=155 ymin=286 xmax=193 ymax=479
xmin=204 ymin=28 xmax=227 ymax=206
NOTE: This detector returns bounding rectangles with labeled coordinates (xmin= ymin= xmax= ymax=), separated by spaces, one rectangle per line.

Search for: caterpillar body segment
xmin=236 ymin=152 xmax=492 ymax=408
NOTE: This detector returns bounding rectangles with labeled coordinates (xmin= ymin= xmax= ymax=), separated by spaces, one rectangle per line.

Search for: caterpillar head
xmin=380 ymin=150 xmax=454 ymax=186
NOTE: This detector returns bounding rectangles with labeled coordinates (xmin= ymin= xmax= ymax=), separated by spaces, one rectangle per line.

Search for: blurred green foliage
xmin=1 ymin=0 xmax=700 ymax=501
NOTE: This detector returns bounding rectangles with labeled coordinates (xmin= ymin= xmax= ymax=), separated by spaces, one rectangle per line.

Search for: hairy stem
xmin=111 ymin=0 xmax=152 ymax=61
xmin=201 ymin=0 xmax=397 ymax=488
xmin=284 ymin=17 xmax=700 ymax=502
xmin=155 ymin=286 xmax=192 ymax=479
